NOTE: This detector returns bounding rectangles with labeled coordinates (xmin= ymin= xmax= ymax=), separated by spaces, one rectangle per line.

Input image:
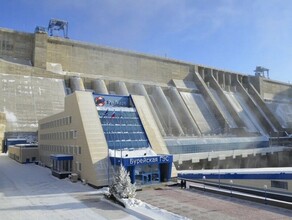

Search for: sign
xmin=93 ymin=94 xmax=130 ymax=107
xmin=110 ymin=154 xmax=173 ymax=167
xmin=129 ymin=156 xmax=159 ymax=166
xmin=95 ymin=96 xmax=105 ymax=106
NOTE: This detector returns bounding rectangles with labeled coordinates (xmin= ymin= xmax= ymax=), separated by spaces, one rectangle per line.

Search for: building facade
xmin=38 ymin=91 xmax=175 ymax=187
xmin=8 ymin=144 xmax=38 ymax=163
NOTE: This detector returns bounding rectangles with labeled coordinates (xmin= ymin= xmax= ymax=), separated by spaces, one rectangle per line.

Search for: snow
xmin=3 ymin=110 xmax=17 ymax=122
xmin=110 ymin=165 xmax=136 ymax=199
xmin=122 ymin=198 xmax=189 ymax=220
xmin=0 ymin=154 xmax=187 ymax=220
xmin=109 ymin=147 xmax=157 ymax=158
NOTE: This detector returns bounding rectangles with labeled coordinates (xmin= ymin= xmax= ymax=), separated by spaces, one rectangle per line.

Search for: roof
xmin=50 ymin=154 xmax=73 ymax=160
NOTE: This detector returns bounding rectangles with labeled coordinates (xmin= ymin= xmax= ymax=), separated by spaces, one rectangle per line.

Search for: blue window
xmin=98 ymin=108 xmax=150 ymax=150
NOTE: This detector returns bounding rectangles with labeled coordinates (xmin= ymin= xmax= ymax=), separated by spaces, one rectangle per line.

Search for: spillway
xmin=225 ymin=91 xmax=266 ymax=135
xmin=147 ymin=86 xmax=184 ymax=136
xmin=180 ymin=92 xmax=220 ymax=134
xmin=127 ymin=83 xmax=166 ymax=136
xmin=266 ymin=101 xmax=292 ymax=128
xmin=165 ymin=87 xmax=200 ymax=136
xmin=210 ymin=88 xmax=237 ymax=128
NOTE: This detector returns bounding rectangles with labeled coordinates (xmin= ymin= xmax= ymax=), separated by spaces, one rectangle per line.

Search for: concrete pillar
xmin=222 ymin=72 xmax=226 ymax=90
xmin=226 ymin=73 xmax=231 ymax=91
xmin=215 ymin=70 xmax=219 ymax=83
xmin=33 ymin=32 xmax=47 ymax=69
xmin=217 ymin=71 xmax=222 ymax=85
xmin=70 ymin=77 xmax=85 ymax=92
xmin=200 ymin=68 xmax=205 ymax=80
xmin=92 ymin=79 xmax=109 ymax=94
xmin=114 ymin=81 xmax=129 ymax=95
xmin=0 ymin=112 xmax=6 ymax=153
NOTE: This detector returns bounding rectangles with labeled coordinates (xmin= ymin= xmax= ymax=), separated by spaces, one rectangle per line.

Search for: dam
xmin=1 ymin=26 xmax=292 ymax=178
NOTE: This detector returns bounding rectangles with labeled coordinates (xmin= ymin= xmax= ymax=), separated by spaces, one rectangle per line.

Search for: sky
xmin=1 ymin=0 xmax=292 ymax=83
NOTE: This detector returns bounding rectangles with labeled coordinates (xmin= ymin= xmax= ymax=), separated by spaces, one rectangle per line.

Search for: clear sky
xmin=1 ymin=0 xmax=291 ymax=83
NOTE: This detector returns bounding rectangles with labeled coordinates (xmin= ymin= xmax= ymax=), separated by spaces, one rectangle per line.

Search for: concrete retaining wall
xmin=46 ymin=37 xmax=191 ymax=83
xmin=0 ymin=28 xmax=33 ymax=62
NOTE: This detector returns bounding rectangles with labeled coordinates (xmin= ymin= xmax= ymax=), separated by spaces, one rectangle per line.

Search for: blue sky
xmin=1 ymin=0 xmax=291 ymax=83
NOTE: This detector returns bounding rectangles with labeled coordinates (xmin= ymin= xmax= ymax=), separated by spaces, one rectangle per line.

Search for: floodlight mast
xmin=254 ymin=66 xmax=269 ymax=79
xmin=48 ymin=19 xmax=69 ymax=38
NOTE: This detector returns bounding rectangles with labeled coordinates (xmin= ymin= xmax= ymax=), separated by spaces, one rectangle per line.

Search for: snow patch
xmin=46 ymin=62 xmax=66 ymax=75
xmin=122 ymin=198 xmax=189 ymax=220
xmin=3 ymin=110 xmax=17 ymax=122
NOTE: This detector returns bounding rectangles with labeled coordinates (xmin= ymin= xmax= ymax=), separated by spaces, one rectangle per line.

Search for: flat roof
xmin=50 ymin=154 xmax=73 ymax=160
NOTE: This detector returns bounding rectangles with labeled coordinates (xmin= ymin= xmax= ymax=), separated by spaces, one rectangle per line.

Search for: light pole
xmin=203 ymin=176 xmax=206 ymax=192
xmin=230 ymin=180 xmax=233 ymax=197
xmin=264 ymin=185 xmax=268 ymax=204
xmin=107 ymin=146 xmax=110 ymax=186
xmin=218 ymin=160 xmax=221 ymax=189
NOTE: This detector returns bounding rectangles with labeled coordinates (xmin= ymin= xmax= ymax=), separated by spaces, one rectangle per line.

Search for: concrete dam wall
xmin=0 ymin=27 xmax=291 ymax=154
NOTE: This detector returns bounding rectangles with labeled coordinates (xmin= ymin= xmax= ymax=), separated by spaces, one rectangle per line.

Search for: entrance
xmin=50 ymin=154 xmax=73 ymax=179
xmin=134 ymin=164 xmax=160 ymax=185
xmin=159 ymin=163 xmax=170 ymax=182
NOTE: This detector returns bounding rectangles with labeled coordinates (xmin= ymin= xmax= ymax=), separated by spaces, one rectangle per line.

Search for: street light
xmin=219 ymin=169 xmax=221 ymax=188
xmin=264 ymin=185 xmax=268 ymax=204
xmin=203 ymin=176 xmax=206 ymax=192
xmin=230 ymin=180 xmax=233 ymax=197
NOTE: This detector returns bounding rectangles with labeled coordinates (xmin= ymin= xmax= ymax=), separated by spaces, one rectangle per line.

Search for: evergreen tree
xmin=110 ymin=165 xmax=136 ymax=199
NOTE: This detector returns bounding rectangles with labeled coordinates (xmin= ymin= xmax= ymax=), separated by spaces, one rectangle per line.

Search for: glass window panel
xmin=126 ymin=133 xmax=131 ymax=140
xmin=142 ymin=133 xmax=148 ymax=140
xmin=110 ymin=134 xmax=116 ymax=141
xmin=111 ymin=141 xmax=117 ymax=149
xmin=129 ymin=126 xmax=134 ymax=132
xmin=136 ymin=141 xmax=141 ymax=148
xmin=126 ymin=141 xmax=132 ymax=148
xmin=129 ymin=141 xmax=134 ymax=148
xmin=133 ymin=133 xmax=139 ymax=140
xmin=122 ymin=126 xmax=128 ymax=132
xmin=117 ymin=133 xmax=122 ymax=140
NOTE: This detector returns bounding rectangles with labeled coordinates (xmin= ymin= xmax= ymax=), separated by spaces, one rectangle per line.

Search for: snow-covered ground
xmin=122 ymin=198 xmax=189 ymax=220
xmin=0 ymin=154 xmax=187 ymax=220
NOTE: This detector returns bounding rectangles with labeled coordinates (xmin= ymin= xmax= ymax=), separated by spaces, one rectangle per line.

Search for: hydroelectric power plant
xmin=1 ymin=20 xmax=292 ymax=188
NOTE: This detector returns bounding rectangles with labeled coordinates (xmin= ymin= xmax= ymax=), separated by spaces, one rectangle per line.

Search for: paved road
xmin=136 ymin=186 xmax=292 ymax=220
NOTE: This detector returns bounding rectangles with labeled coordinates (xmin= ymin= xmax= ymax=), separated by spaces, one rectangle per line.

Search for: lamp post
xmin=264 ymin=185 xmax=268 ymax=204
xmin=218 ymin=160 xmax=221 ymax=189
xmin=203 ymin=176 xmax=206 ymax=192
xmin=107 ymin=146 xmax=110 ymax=186
xmin=230 ymin=180 xmax=233 ymax=197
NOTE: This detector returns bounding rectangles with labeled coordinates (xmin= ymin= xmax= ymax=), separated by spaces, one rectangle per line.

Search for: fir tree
xmin=110 ymin=165 xmax=136 ymax=199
